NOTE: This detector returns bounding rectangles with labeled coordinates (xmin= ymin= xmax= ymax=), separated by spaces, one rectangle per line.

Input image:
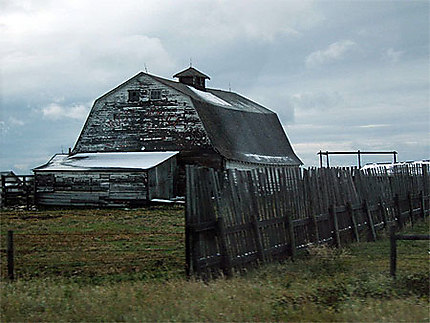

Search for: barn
xmin=34 ymin=67 xmax=302 ymax=207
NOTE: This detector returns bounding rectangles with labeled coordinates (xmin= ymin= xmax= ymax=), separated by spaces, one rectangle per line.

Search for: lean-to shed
xmin=33 ymin=152 xmax=177 ymax=207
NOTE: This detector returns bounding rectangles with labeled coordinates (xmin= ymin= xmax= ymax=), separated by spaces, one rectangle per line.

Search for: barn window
xmin=128 ymin=90 xmax=140 ymax=102
xmin=150 ymin=90 xmax=162 ymax=100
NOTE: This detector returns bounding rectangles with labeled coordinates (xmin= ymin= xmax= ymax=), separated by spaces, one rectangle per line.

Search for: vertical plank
xmin=278 ymin=167 xmax=291 ymax=249
xmin=378 ymin=198 xmax=388 ymax=229
xmin=237 ymin=170 xmax=255 ymax=267
xmin=185 ymin=165 xmax=192 ymax=277
xmin=247 ymin=171 xmax=265 ymax=264
xmin=363 ymin=200 xmax=377 ymax=242
xmin=346 ymin=202 xmax=360 ymax=243
xmin=25 ymin=179 xmax=30 ymax=211
xmin=227 ymin=169 xmax=242 ymax=267
xmin=217 ymin=216 xmax=233 ymax=277
xmin=407 ymin=192 xmax=414 ymax=226
xmin=394 ymin=194 xmax=402 ymax=229
xmin=419 ymin=191 xmax=425 ymax=219
xmin=423 ymin=165 xmax=429 ymax=198
xmin=329 ymin=205 xmax=341 ymax=248
xmin=272 ymin=167 xmax=286 ymax=253
xmin=190 ymin=167 xmax=202 ymax=277
xmin=286 ymin=211 xmax=296 ymax=260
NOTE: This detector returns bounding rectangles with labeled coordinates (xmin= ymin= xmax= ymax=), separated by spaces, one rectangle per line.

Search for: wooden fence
xmin=0 ymin=174 xmax=35 ymax=209
xmin=389 ymin=226 xmax=430 ymax=277
xmin=185 ymin=164 xmax=430 ymax=278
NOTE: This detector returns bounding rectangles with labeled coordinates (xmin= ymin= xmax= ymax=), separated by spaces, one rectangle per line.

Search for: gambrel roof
xmin=73 ymin=71 xmax=302 ymax=166
xmin=151 ymin=74 xmax=302 ymax=166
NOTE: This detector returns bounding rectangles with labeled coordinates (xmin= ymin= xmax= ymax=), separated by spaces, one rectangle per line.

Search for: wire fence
xmin=1 ymin=231 xmax=185 ymax=280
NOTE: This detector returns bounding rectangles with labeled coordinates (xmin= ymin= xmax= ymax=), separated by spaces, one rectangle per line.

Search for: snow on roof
xmin=188 ymin=86 xmax=232 ymax=107
xmin=244 ymin=153 xmax=295 ymax=164
xmin=360 ymin=160 xmax=430 ymax=174
xmin=34 ymin=151 xmax=179 ymax=172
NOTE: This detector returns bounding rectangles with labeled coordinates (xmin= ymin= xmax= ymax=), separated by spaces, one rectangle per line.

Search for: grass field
xmin=0 ymin=206 xmax=185 ymax=281
xmin=1 ymin=207 xmax=429 ymax=322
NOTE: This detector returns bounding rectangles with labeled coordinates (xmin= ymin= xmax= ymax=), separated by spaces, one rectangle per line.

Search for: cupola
xmin=173 ymin=67 xmax=210 ymax=91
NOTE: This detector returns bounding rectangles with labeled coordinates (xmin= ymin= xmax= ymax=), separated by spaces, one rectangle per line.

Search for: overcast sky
xmin=1 ymin=0 xmax=429 ymax=173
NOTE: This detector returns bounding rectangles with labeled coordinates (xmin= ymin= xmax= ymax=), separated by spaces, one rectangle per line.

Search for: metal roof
xmin=33 ymin=152 xmax=179 ymax=172
xmin=192 ymin=100 xmax=302 ymax=165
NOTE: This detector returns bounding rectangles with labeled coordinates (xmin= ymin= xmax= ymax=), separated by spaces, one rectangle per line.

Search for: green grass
xmin=1 ymin=208 xmax=429 ymax=322
xmin=0 ymin=206 xmax=185 ymax=281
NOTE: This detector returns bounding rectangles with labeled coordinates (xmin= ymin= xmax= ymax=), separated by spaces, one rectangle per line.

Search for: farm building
xmin=33 ymin=152 xmax=177 ymax=207
xmin=34 ymin=67 xmax=302 ymax=207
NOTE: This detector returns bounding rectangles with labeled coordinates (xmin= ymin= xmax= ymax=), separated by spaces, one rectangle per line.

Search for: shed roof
xmin=34 ymin=152 xmax=178 ymax=172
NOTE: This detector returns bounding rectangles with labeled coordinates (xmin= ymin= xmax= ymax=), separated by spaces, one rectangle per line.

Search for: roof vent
xmin=173 ymin=67 xmax=210 ymax=91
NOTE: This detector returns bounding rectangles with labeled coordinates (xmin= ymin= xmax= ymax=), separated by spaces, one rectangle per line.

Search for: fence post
xmin=363 ymin=200 xmax=377 ymax=242
xmin=185 ymin=166 xmax=192 ymax=277
xmin=379 ymin=198 xmax=388 ymax=229
xmin=25 ymin=179 xmax=30 ymax=211
xmin=419 ymin=191 xmax=425 ymax=219
xmin=329 ymin=205 xmax=341 ymax=248
xmin=287 ymin=213 xmax=296 ymax=260
xmin=33 ymin=175 xmax=38 ymax=207
xmin=185 ymin=166 xmax=202 ymax=277
xmin=7 ymin=230 xmax=14 ymax=281
xmin=394 ymin=194 xmax=402 ymax=229
xmin=346 ymin=202 xmax=359 ymax=242
xmin=423 ymin=165 xmax=429 ymax=198
xmin=407 ymin=192 xmax=414 ymax=226
xmin=390 ymin=225 xmax=397 ymax=277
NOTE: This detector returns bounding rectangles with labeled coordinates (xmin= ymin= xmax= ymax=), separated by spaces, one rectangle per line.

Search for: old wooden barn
xmin=34 ymin=67 xmax=302 ymax=207
xmin=33 ymin=152 xmax=177 ymax=207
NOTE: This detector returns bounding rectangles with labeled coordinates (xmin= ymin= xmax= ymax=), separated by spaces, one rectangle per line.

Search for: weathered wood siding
xmin=176 ymin=151 xmax=224 ymax=196
xmin=148 ymin=155 xmax=177 ymax=199
xmin=74 ymin=73 xmax=212 ymax=153
xmin=35 ymin=171 xmax=148 ymax=207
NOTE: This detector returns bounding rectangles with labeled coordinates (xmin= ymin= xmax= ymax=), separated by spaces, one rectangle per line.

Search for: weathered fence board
xmin=186 ymin=164 xmax=430 ymax=278
xmin=1 ymin=174 xmax=35 ymax=209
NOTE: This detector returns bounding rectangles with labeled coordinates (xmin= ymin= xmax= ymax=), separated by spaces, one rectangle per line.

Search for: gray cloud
xmin=0 ymin=0 xmax=428 ymax=171
xmin=383 ymin=48 xmax=404 ymax=63
xmin=41 ymin=103 xmax=90 ymax=120
xmin=305 ymin=40 xmax=357 ymax=68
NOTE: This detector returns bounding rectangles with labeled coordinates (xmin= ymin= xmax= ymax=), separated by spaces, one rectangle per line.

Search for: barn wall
xmin=35 ymin=171 xmax=148 ymax=207
xmin=175 ymin=151 xmax=224 ymax=196
xmin=148 ymin=156 xmax=177 ymax=200
xmin=73 ymin=73 xmax=212 ymax=153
